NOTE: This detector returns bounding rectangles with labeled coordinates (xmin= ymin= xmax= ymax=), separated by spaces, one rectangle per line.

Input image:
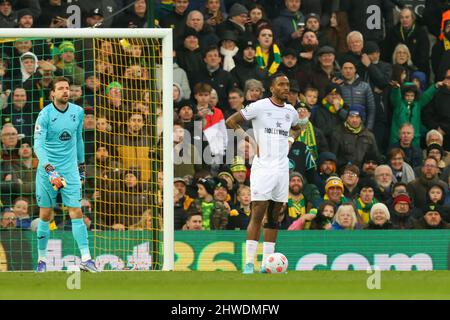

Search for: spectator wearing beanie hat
xmin=280 ymin=171 xmax=321 ymax=230
xmin=216 ymin=3 xmax=251 ymax=43
xmin=314 ymin=151 xmax=337 ymax=196
xmin=300 ymin=45 xmax=339 ymax=98
xmin=176 ymin=27 xmax=204 ymax=84
xmin=55 ymin=41 xmax=85 ymax=85
xmin=424 ymin=183 xmax=450 ymax=222
xmin=324 ymin=176 xmax=351 ymax=208
xmin=423 ymin=130 xmax=450 ymax=167
xmin=330 ymin=104 xmax=380 ymax=168
xmin=278 ymin=48 xmax=300 ymax=82
xmin=194 ymin=177 xmax=229 ymax=230
xmin=219 ymin=30 xmax=239 ymax=72
xmin=391 ymin=192 xmax=416 ymax=229
xmin=425 ymin=143 xmax=447 ymax=171
xmin=360 ymin=150 xmax=381 ymax=179
xmin=0 ymin=0 xmax=40 ymax=28
xmin=340 ymin=59 xmax=376 ymax=130
xmin=414 ymin=204 xmax=450 ymax=229
xmin=366 ymin=203 xmax=394 ymax=229
xmin=230 ymin=156 xmax=248 ymax=187
xmin=17 ymin=8 xmax=34 ymax=28
xmin=304 ymin=13 xmax=329 ymax=46
xmin=355 ymin=178 xmax=378 ymax=225
xmin=175 ymin=100 xmax=196 ymax=140
xmin=312 ymin=82 xmax=348 ymax=144
xmin=212 ymin=177 xmax=232 ymax=223
xmin=218 ymin=171 xmax=238 ymax=205
xmin=231 ymin=37 xmax=266 ymax=90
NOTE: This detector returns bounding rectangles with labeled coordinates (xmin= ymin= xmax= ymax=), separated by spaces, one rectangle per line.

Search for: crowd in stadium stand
xmin=1 ymin=0 xmax=450 ymax=232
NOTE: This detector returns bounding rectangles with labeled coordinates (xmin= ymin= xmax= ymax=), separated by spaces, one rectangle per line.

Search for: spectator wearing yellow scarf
xmin=356 ymin=179 xmax=378 ymax=225
xmin=255 ymin=26 xmax=281 ymax=76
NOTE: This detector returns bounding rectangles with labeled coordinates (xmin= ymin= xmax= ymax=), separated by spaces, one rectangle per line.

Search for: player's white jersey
xmin=240 ymin=97 xmax=299 ymax=172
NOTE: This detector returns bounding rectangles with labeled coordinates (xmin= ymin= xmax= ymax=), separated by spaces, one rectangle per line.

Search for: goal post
xmin=0 ymin=28 xmax=174 ymax=271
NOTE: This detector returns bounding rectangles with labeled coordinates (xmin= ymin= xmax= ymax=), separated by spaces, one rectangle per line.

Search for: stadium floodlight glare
xmin=0 ymin=28 xmax=173 ymax=271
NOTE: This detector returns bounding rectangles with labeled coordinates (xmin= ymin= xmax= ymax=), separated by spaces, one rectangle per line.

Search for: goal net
xmin=0 ymin=29 xmax=173 ymax=271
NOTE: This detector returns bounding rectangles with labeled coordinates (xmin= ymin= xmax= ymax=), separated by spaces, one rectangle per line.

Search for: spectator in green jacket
xmin=389 ymin=79 xmax=444 ymax=147
xmin=194 ymin=177 xmax=229 ymax=230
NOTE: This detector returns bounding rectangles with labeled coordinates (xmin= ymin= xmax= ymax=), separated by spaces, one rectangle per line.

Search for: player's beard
xmin=56 ymin=96 xmax=69 ymax=105
xmin=277 ymin=92 xmax=288 ymax=102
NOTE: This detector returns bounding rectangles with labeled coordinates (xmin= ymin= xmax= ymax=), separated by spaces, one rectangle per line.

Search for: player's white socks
xmin=245 ymin=240 xmax=258 ymax=264
xmin=262 ymin=242 xmax=275 ymax=266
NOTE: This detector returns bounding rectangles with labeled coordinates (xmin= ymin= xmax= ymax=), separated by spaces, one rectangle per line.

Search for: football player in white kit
xmin=226 ymin=73 xmax=302 ymax=274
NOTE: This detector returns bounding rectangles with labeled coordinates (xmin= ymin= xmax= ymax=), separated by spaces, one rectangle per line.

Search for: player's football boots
xmin=243 ymin=262 xmax=254 ymax=274
xmin=35 ymin=260 xmax=47 ymax=273
xmin=260 ymin=265 xmax=268 ymax=273
xmin=80 ymin=259 xmax=99 ymax=273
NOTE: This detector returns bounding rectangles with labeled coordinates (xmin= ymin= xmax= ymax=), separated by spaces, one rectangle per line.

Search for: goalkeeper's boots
xmin=243 ymin=262 xmax=254 ymax=274
xmin=80 ymin=259 xmax=99 ymax=273
xmin=36 ymin=260 xmax=47 ymax=273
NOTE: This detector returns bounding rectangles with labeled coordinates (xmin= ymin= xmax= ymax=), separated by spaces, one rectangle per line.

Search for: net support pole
xmin=162 ymin=30 xmax=174 ymax=271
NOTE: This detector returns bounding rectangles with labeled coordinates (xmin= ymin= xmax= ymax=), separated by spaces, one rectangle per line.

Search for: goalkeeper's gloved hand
xmin=78 ymin=163 xmax=86 ymax=185
xmin=45 ymin=164 xmax=66 ymax=191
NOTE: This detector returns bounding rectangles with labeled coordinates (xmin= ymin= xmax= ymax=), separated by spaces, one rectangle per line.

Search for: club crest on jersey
xmin=71 ymin=114 xmax=76 ymax=122
xmin=59 ymin=130 xmax=72 ymax=141
xmin=285 ymin=114 xmax=290 ymax=122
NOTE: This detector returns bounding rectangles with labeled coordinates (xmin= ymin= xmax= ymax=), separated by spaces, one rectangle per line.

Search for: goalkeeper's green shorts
xmin=36 ymin=171 xmax=82 ymax=208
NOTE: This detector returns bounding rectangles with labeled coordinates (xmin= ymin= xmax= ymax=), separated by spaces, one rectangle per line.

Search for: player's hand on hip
xmin=78 ymin=163 xmax=86 ymax=185
xmin=45 ymin=164 xmax=67 ymax=191
xmin=246 ymin=136 xmax=259 ymax=157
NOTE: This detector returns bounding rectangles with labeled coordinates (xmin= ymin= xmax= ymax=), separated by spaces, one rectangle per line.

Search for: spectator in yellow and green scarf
xmin=255 ymin=26 xmax=281 ymax=76
xmin=356 ymin=178 xmax=379 ymax=225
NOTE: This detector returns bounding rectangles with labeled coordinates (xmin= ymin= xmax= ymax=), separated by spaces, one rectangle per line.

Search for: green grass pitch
xmin=1 ymin=271 xmax=449 ymax=300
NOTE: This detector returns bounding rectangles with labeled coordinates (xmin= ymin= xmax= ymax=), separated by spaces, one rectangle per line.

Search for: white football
xmin=264 ymin=253 xmax=288 ymax=273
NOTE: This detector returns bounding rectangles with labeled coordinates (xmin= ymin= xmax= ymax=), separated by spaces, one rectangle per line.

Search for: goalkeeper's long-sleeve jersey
xmin=34 ymin=102 xmax=85 ymax=175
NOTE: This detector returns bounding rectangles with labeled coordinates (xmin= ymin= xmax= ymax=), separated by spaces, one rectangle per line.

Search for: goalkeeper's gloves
xmin=78 ymin=163 xmax=86 ymax=185
xmin=45 ymin=164 xmax=66 ymax=191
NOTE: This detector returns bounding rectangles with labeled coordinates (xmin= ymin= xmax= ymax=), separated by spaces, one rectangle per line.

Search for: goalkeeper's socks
xmin=37 ymin=219 xmax=50 ymax=261
xmin=262 ymin=242 xmax=275 ymax=266
xmin=72 ymin=218 xmax=91 ymax=262
xmin=245 ymin=240 xmax=258 ymax=264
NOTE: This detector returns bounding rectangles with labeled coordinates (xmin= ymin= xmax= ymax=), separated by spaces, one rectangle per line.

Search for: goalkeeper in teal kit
xmin=34 ymin=77 xmax=98 ymax=272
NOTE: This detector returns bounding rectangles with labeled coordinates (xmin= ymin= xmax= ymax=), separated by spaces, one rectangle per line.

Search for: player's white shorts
xmin=250 ymin=167 xmax=289 ymax=203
